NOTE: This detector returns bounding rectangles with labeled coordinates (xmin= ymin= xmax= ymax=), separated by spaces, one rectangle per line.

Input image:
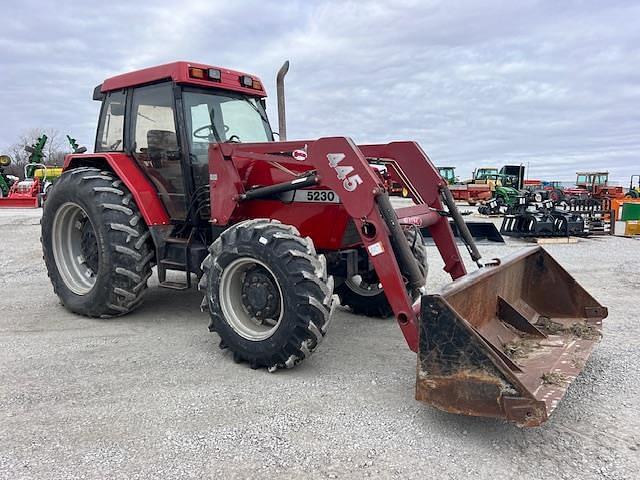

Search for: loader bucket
xmin=416 ymin=246 xmax=606 ymax=427
xmin=421 ymin=220 xmax=505 ymax=244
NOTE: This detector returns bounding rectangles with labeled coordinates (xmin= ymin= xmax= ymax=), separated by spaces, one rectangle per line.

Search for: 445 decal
xmin=327 ymin=153 xmax=363 ymax=192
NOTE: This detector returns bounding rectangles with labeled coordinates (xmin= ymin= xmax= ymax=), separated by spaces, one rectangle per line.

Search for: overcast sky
xmin=1 ymin=0 xmax=638 ymax=181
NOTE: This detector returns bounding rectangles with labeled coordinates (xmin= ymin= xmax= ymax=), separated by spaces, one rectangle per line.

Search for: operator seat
xmin=147 ymin=130 xmax=178 ymax=168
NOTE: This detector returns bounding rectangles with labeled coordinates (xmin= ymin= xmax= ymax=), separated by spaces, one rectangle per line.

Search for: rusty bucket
xmin=416 ymin=246 xmax=606 ymax=427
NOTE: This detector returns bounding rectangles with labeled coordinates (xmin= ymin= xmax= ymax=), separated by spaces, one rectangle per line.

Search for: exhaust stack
xmin=276 ymin=60 xmax=290 ymax=141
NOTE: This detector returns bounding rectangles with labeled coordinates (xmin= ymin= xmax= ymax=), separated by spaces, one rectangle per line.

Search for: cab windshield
xmin=183 ymin=88 xmax=273 ymax=187
xmin=476 ymin=168 xmax=498 ymax=178
xmin=183 ymin=88 xmax=272 ymax=163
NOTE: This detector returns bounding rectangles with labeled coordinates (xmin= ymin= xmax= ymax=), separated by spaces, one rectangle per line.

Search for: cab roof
xmin=98 ymin=61 xmax=266 ymax=97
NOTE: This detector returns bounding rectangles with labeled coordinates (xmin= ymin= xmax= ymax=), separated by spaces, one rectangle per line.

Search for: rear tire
xmin=335 ymin=227 xmax=428 ymax=317
xmin=550 ymin=188 xmax=565 ymax=202
xmin=199 ymin=219 xmax=336 ymax=371
xmin=41 ymin=167 xmax=154 ymax=317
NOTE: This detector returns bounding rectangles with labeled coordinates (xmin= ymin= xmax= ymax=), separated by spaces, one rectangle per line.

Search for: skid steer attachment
xmin=416 ymin=246 xmax=606 ymax=427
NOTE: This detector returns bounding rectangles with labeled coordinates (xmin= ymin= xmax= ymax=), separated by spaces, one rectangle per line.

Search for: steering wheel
xmin=193 ymin=124 xmax=229 ymax=139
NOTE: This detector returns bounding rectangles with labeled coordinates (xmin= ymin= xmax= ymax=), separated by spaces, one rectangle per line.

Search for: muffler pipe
xmin=276 ymin=60 xmax=290 ymax=141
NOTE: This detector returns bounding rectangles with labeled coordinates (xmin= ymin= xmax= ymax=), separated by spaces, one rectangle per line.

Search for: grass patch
xmin=536 ymin=316 xmax=601 ymax=340
xmin=503 ymin=339 xmax=536 ymax=360
xmin=541 ymin=372 xmax=568 ymax=385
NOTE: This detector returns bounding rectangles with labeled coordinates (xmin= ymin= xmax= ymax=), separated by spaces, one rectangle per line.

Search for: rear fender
xmin=63 ymin=153 xmax=170 ymax=226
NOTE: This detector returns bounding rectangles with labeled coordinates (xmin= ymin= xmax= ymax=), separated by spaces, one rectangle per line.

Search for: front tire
xmin=42 ymin=167 xmax=154 ymax=317
xmin=200 ymin=219 xmax=336 ymax=371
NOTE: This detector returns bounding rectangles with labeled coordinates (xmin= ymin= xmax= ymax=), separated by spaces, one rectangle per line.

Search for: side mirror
xmin=93 ymin=84 xmax=105 ymax=101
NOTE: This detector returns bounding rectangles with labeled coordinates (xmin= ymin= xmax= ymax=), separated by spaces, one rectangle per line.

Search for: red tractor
xmin=573 ymin=171 xmax=624 ymax=200
xmin=41 ymin=61 xmax=606 ymax=426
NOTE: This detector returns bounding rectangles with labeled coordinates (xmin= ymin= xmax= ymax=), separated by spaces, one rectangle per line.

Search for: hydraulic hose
xmin=376 ymin=193 xmax=425 ymax=290
xmin=440 ymin=186 xmax=482 ymax=265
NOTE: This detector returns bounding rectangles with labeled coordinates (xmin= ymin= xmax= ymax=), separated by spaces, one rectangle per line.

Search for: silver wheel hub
xmin=51 ymin=202 xmax=98 ymax=295
xmin=219 ymin=258 xmax=284 ymax=341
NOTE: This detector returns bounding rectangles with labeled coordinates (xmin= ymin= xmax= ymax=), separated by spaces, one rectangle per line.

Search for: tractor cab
xmin=481 ymin=173 xmax=519 ymax=188
xmin=576 ymin=171 xmax=609 ymax=188
xmin=472 ymin=167 xmax=499 ymax=182
xmin=93 ymin=62 xmax=273 ymax=220
xmin=574 ymin=171 xmax=624 ymax=199
xmin=437 ymin=166 xmax=457 ymax=185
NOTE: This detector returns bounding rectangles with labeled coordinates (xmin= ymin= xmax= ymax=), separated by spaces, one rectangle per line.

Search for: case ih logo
xmin=292 ymin=147 xmax=307 ymax=161
xmin=327 ymin=153 xmax=363 ymax=192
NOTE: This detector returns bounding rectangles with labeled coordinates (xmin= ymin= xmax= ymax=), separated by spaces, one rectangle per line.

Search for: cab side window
xmin=96 ymin=91 xmax=125 ymax=152
xmin=131 ymin=84 xmax=178 ymax=162
xmin=130 ymin=83 xmax=185 ymax=219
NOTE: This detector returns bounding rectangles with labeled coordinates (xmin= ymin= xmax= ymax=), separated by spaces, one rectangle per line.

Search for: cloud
xmin=0 ymin=0 xmax=638 ymax=182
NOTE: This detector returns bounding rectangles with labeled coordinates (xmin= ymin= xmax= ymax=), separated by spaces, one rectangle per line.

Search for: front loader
xmin=41 ymin=61 xmax=606 ymax=427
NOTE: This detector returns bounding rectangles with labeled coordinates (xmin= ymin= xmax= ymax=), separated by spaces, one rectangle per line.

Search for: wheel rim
xmin=51 ymin=202 xmax=99 ymax=295
xmin=345 ymin=274 xmax=383 ymax=297
xmin=219 ymin=257 xmax=284 ymax=341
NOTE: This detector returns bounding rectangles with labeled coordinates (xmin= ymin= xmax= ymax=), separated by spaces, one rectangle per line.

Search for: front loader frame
xmin=208 ymin=137 xmax=468 ymax=352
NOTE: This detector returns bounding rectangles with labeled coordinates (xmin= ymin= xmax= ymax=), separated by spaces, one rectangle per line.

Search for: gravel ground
xmin=0 ymin=207 xmax=638 ymax=479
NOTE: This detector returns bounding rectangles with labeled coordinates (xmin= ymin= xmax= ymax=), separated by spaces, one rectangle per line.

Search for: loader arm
xmin=209 ymin=137 xmax=607 ymax=427
xmin=209 ymin=137 xmax=467 ymax=352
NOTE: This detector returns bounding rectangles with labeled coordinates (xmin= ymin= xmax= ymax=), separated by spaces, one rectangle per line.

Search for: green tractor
xmin=437 ymin=166 xmax=458 ymax=185
xmin=476 ymin=173 xmax=521 ymax=214
xmin=0 ymin=155 xmax=13 ymax=197
xmin=469 ymin=167 xmax=499 ymax=183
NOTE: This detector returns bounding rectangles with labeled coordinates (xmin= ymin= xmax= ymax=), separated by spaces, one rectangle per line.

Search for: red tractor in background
xmin=40 ymin=61 xmax=606 ymax=427
xmin=555 ymin=172 xmax=624 ymax=204
xmin=574 ymin=171 xmax=624 ymax=199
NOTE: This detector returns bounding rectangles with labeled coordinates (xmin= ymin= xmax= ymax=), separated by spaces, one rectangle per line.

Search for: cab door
xmin=128 ymin=82 xmax=187 ymax=220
